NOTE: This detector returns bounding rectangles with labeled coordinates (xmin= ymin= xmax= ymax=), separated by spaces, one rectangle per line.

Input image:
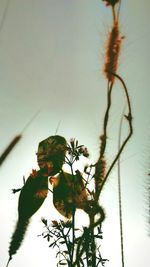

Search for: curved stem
xmin=100 ymin=81 xmax=113 ymax=158
xmin=95 ymin=81 xmax=113 ymax=199
xmin=100 ymin=73 xmax=133 ymax=193
xmin=112 ymin=73 xmax=132 ymax=116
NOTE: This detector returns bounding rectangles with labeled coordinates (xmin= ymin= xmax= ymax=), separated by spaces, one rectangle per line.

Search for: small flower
xmin=70 ymin=138 xmax=75 ymax=148
xmin=66 ymin=138 xmax=90 ymax=163
xmin=51 ymin=220 xmax=59 ymax=227
xmin=82 ymin=147 xmax=89 ymax=158
xmin=78 ymin=146 xmax=89 ymax=158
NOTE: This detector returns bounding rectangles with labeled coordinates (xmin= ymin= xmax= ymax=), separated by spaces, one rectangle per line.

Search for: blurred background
xmin=0 ymin=0 xmax=150 ymax=266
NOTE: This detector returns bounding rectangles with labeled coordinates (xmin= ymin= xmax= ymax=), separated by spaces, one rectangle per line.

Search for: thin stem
xmin=70 ymin=207 xmax=75 ymax=264
xmin=118 ymin=110 xmax=125 ymax=267
xmin=90 ymin=214 xmax=96 ymax=267
xmin=60 ymin=225 xmax=72 ymax=266
xmin=117 ymin=0 xmax=122 ymax=20
xmin=112 ymin=6 xmax=116 ymax=24
xmin=112 ymin=73 xmax=132 ymax=115
xmin=100 ymin=81 xmax=113 ymax=158
xmin=85 ymin=239 xmax=90 ymax=267
xmin=46 ymin=226 xmax=60 ymax=239
xmin=66 ymin=159 xmax=76 ymax=265
xmin=95 ymin=81 xmax=113 ymax=199
xmin=73 ymin=230 xmax=86 ymax=267
xmin=6 ymin=257 xmax=12 ymax=267
xmin=99 ymin=73 xmax=133 ymax=193
xmin=70 ymin=164 xmax=74 ymax=176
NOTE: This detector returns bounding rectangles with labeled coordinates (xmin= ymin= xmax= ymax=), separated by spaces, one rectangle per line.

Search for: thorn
xmin=124 ymin=113 xmax=132 ymax=122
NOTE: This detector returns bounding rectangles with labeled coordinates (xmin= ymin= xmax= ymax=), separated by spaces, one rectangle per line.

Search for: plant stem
xmin=70 ymin=207 xmax=75 ymax=264
xmin=100 ymin=81 xmax=113 ymax=159
xmin=95 ymin=81 xmax=113 ymax=200
xmin=60 ymin=225 xmax=72 ymax=267
xmin=99 ymin=73 xmax=133 ymax=194
xmin=112 ymin=6 xmax=116 ymax=24
xmin=118 ymin=110 xmax=125 ymax=267
xmin=90 ymin=214 xmax=96 ymax=267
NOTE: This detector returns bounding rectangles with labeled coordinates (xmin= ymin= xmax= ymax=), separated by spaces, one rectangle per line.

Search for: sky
xmin=0 ymin=0 xmax=150 ymax=266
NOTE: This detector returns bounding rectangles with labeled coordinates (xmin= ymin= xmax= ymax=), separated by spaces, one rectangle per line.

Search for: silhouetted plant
xmin=6 ymin=1 xmax=133 ymax=267
xmin=51 ymin=138 xmax=106 ymax=267
xmin=39 ymin=1 xmax=133 ymax=266
xmin=6 ymin=135 xmax=68 ymax=267
xmin=40 ymin=213 xmax=108 ymax=267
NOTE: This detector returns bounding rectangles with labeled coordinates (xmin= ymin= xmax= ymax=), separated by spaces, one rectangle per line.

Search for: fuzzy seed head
xmin=103 ymin=22 xmax=124 ymax=82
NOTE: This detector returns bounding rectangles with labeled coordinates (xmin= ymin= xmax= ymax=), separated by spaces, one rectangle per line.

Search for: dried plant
xmin=0 ymin=135 xmax=22 ymax=166
xmin=0 ymin=110 xmax=40 ymax=166
xmin=6 ymin=1 xmax=133 ymax=267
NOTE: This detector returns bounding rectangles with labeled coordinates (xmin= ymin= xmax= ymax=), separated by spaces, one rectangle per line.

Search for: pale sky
xmin=0 ymin=0 xmax=150 ymax=267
